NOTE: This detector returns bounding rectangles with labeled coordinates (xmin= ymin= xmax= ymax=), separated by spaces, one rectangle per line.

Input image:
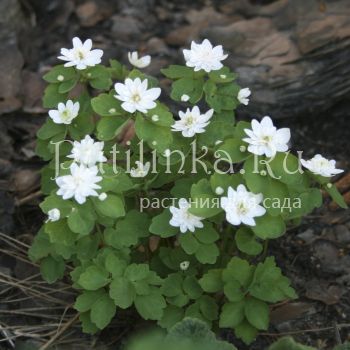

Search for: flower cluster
xmin=34 ymin=36 xmax=346 ymax=346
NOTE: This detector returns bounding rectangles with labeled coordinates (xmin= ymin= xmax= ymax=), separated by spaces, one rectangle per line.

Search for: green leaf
xmin=197 ymin=119 xmax=233 ymax=147
xmin=189 ymin=179 xmax=222 ymax=218
xmin=199 ymin=296 xmax=218 ymax=321
xmin=216 ymin=138 xmax=249 ymax=164
xmin=248 ymin=257 xmax=297 ymax=303
xmin=219 ymin=301 xmax=245 ymax=328
xmin=28 ymin=228 xmax=51 ymax=261
xmin=235 ymin=227 xmax=263 ymax=255
xmin=94 ymin=194 xmax=125 ymax=218
xmin=150 ymin=210 xmax=179 ymax=238
xmin=104 ymin=252 xmax=127 ymax=277
xmin=58 ymin=77 xmax=78 ymax=93
xmin=135 ymin=114 xmax=173 ymax=152
xmin=268 ymin=337 xmax=316 ymax=350
xmin=134 ymin=290 xmax=166 ymax=320
xmin=87 ymin=65 xmax=112 ymax=90
xmin=37 ymin=119 xmax=66 ymax=140
xmin=74 ymin=289 xmax=105 ymax=312
xmin=109 ymin=277 xmax=135 ymax=308
xmin=67 ymin=206 xmax=95 ymax=235
xmin=90 ymin=294 xmax=116 ymax=329
xmin=40 ymin=256 xmax=65 ymax=284
xmin=45 ymin=220 xmax=78 ymax=246
xmin=91 ymin=93 xmax=123 ymax=117
xmin=43 ymin=65 xmax=77 ymax=83
xmin=146 ymin=102 xmax=174 ymax=127
xmin=78 ymin=266 xmax=110 ymax=290
xmin=179 ymin=234 xmax=200 ymax=255
xmin=183 ymin=276 xmax=203 ymax=299
xmin=252 ymin=214 xmax=286 ymax=239
xmin=195 ymin=243 xmax=220 ymax=264
xmin=269 ymin=153 xmax=307 ymax=187
xmin=234 ymin=320 xmax=258 ymax=345
xmin=96 ymin=116 xmax=129 ymax=141
xmin=243 ymin=156 xmax=290 ymax=216
xmin=43 ymin=84 xmax=68 ymax=108
xmin=112 ymin=210 xmax=150 ymax=247
xmin=171 ymin=77 xmax=204 ymax=103
xmin=195 ymin=223 xmax=219 ymax=244
xmin=224 ymin=280 xmax=245 ymax=302
xmin=208 ymin=67 xmax=236 ymax=83
xmin=125 ymin=264 xmax=150 ymax=282
xmin=79 ymin=312 xmax=99 ymax=334
xmin=223 ymin=257 xmax=254 ymax=288
xmin=244 ymin=297 xmax=269 ymax=330
xmin=161 ymin=65 xmax=194 ymax=79
xmin=199 ymin=269 xmax=223 ymax=293
xmin=76 ymin=235 xmax=99 ymax=260
xmin=204 ymin=80 xmax=239 ymax=112
xmin=109 ymin=59 xmax=129 ymax=79
xmin=40 ymin=193 xmax=72 ymax=217
xmin=161 ymin=273 xmax=183 ymax=297
xmin=209 ymin=173 xmax=242 ymax=195
xmin=158 ymin=305 xmax=184 ymax=329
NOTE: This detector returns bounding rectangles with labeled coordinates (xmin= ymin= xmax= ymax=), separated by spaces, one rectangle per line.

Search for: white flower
xmin=183 ymin=39 xmax=228 ymax=73
xmin=238 ymin=88 xmax=251 ymax=106
xmin=301 ymin=154 xmax=344 ymax=177
xmin=58 ymin=37 xmax=103 ymax=70
xmin=128 ymin=51 xmax=151 ymax=68
xmin=169 ymin=198 xmax=204 ymax=233
xmin=114 ymin=78 xmax=161 ymax=113
xmin=130 ymin=161 xmax=151 ymax=178
xmin=56 ymin=163 xmax=102 ymax=204
xmin=99 ymin=192 xmax=107 ymax=201
xmin=181 ymin=94 xmax=190 ymax=102
xmin=220 ymin=185 xmax=266 ymax=226
xmin=243 ymin=116 xmax=291 ymax=158
xmin=180 ymin=261 xmax=190 ymax=271
xmin=47 ymin=208 xmax=60 ymax=222
xmin=68 ymin=135 xmax=107 ymax=167
xmin=48 ymin=100 xmax=80 ymax=125
xmin=172 ymin=106 xmax=214 ymax=138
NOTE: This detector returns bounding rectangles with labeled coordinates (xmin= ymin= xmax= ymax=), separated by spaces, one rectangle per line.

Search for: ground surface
xmin=0 ymin=0 xmax=350 ymax=349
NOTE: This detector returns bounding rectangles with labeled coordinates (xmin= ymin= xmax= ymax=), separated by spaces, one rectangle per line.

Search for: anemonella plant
xmin=30 ymin=37 xmax=347 ymax=344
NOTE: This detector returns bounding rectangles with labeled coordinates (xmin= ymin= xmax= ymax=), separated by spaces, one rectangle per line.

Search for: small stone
xmin=111 ymin=15 xmax=142 ymax=41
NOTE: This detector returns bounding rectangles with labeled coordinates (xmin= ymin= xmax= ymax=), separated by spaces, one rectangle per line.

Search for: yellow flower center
xmin=185 ymin=115 xmax=194 ymax=126
xmin=77 ymin=50 xmax=85 ymax=60
xmin=132 ymin=94 xmax=141 ymax=103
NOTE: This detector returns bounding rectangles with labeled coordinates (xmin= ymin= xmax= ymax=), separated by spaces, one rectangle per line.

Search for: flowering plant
xmin=30 ymin=37 xmax=347 ymax=344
